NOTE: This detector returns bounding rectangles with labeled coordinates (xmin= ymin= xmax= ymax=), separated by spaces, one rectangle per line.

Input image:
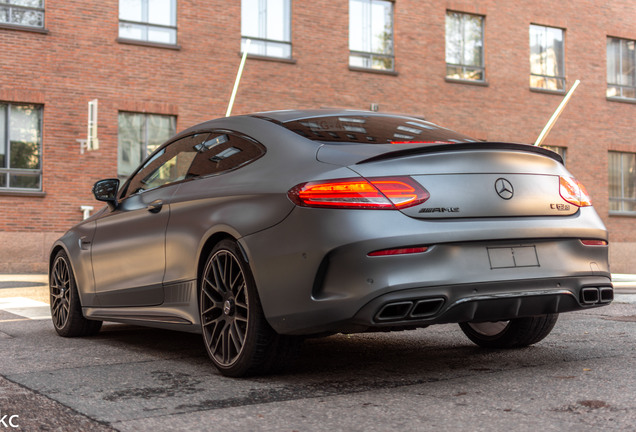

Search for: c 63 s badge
xmin=551 ymin=203 xmax=571 ymax=211
xmin=419 ymin=207 xmax=460 ymax=213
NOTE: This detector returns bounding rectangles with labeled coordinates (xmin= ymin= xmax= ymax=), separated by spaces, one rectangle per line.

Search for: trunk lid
xmin=325 ymin=143 xmax=578 ymax=219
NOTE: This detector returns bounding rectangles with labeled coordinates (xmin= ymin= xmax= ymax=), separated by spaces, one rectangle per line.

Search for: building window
xmin=445 ymin=11 xmax=484 ymax=81
xmin=0 ymin=0 xmax=44 ymax=28
xmin=119 ymin=0 xmax=177 ymax=45
xmin=0 ymin=103 xmax=42 ymax=191
xmin=609 ymin=151 xmax=636 ymax=214
xmin=118 ymin=112 xmax=176 ymax=179
xmin=349 ymin=0 xmax=394 ymax=71
xmin=541 ymin=145 xmax=566 ymax=165
xmin=607 ymin=37 xmax=636 ymax=100
xmin=241 ymin=0 xmax=291 ymax=59
xmin=529 ymin=24 xmax=565 ymax=91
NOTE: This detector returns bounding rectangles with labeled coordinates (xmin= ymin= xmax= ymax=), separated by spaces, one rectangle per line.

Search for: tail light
xmin=580 ymin=239 xmax=608 ymax=246
xmin=560 ymin=176 xmax=592 ymax=207
xmin=288 ymin=176 xmax=430 ymax=210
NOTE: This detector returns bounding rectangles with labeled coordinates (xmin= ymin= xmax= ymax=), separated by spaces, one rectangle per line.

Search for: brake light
xmin=560 ymin=176 xmax=592 ymax=207
xmin=580 ymin=239 xmax=608 ymax=246
xmin=288 ymin=176 xmax=429 ymax=209
xmin=368 ymin=246 xmax=429 ymax=256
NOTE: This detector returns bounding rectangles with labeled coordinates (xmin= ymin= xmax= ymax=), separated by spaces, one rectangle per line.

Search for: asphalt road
xmin=1 ymin=281 xmax=635 ymax=431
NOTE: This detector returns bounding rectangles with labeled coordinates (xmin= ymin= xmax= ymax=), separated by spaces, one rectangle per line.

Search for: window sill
xmin=609 ymin=211 xmax=636 ymax=217
xmin=240 ymin=53 xmax=297 ymax=64
xmin=606 ymin=96 xmax=636 ymax=105
xmin=445 ymin=77 xmax=489 ymax=87
xmin=117 ymin=38 xmax=181 ymax=50
xmin=0 ymin=190 xmax=46 ymax=197
xmin=348 ymin=66 xmax=398 ymax=76
xmin=0 ymin=23 xmax=48 ymax=34
xmin=530 ymin=87 xmax=566 ymax=95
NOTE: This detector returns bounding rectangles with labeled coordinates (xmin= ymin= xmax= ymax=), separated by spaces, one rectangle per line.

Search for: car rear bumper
xmin=351 ymin=275 xmax=612 ymax=329
xmin=260 ymin=275 xmax=612 ymax=335
xmin=240 ymin=206 xmax=610 ymax=335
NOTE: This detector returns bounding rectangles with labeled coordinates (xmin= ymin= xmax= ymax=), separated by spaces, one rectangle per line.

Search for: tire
xmin=50 ymin=250 xmax=102 ymax=337
xmin=199 ymin=240 xmax=298 ymax=377
xmin=459 ymin=314 xmax=559 ymax=349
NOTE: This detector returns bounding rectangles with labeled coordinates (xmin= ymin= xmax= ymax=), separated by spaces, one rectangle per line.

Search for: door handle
xmin=147 ymin=200 xmax=164 ymax=213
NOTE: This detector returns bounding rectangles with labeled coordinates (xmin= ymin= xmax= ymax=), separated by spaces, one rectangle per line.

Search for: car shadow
xmin=89 ymin=322 xmax=565 ymax=380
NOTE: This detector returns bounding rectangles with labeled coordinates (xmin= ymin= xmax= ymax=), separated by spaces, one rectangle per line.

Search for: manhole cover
xmin=0 ymin=282 xmax=47 ymax=289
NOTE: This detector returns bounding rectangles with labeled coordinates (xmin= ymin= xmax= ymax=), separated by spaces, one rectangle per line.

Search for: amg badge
xmin=419 ymin=207 xmax=460 ymax=213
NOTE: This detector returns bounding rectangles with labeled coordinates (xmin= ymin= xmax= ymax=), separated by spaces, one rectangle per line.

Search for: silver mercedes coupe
xmin=49 ymin=110 xmax=613 ymax=376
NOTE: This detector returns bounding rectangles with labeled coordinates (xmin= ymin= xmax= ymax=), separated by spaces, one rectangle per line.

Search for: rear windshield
xmin=275 ymin=114 xmax=476 ymax=145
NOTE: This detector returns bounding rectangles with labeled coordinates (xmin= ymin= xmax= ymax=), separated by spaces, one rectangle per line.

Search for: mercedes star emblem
xmin=495 ymin=178 xmax=514 ymax=200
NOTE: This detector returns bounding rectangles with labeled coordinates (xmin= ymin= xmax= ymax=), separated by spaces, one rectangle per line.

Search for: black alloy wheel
xmin=50 ymin=250 xmax=102 ymax=337
xmin=200 ymin=240 xmax=278 ymax=377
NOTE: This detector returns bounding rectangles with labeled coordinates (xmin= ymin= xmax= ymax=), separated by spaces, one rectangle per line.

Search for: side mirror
xmin=92 ymin=178 xmax=120 ymax=209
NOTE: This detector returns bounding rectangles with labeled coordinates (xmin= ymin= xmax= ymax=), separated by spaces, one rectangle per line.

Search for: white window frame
xmin=118 ymin=0 xmax=178 ymax=45
xmin=529 ymin=24 xmax=566 ymax=91
xmin=349 ymin=0 xmax=395 ymax=71
xmin=241 ymin=0 xmax=292 ymax=59
xmin=609 ymin=151 xmax=636 ymax=215
xmin=607 ymin=36 xmax=636 ymax=100
xmin=0 ymin=0 xmax=45 ymax=29
xmin=445 ymin=11 xmax=485 ymax=82
xmin=0 ymin=102 xmax=43 ymax=192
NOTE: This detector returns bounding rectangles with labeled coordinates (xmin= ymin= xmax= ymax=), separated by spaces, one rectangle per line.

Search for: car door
xmin=91 ymin=133 xmax=209 ymax=307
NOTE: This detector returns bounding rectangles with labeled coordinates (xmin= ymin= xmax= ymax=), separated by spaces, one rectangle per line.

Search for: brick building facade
xmin=0 ymin=0 xmax=635 ymax=273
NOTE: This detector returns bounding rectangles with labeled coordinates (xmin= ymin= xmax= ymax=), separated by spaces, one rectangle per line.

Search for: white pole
xmin=534 ymin=79 xmax=580 ymax=146
xmin=226 ymin=39 xmax=251 ymax=117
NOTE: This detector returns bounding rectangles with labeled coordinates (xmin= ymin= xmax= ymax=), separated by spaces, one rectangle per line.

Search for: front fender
xmin=50 ymin=220 xmax=98 ymax=307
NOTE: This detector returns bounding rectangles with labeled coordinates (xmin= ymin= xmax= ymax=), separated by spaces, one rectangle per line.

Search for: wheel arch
xmin=49 ymin=239 xmax=97 ymax=307
xmin=49 ymin=243 xmax=68 ymax=273
xmin=196 ymin=231 xmax=240 ymax=287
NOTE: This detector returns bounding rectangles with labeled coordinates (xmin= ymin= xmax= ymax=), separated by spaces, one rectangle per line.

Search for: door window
xmin=124 ymin=133 xmax=209 ymax=197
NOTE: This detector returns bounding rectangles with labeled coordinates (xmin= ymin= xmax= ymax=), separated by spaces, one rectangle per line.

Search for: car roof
xmin=248 ymin=109 xmax=425 ymax=124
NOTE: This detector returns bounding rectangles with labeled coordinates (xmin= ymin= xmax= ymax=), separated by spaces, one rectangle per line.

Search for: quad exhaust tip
xmin=375 ymin=298 xmax=445 ymax=322
xmin=581 ymin=286 xmax=613 ymax=305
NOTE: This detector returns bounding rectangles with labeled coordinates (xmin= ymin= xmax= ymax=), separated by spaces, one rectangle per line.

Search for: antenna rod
xmin=534 ymin=79 xmax=580 ymax=146
xmin=226 ymin=39 xmax=251 ymax=117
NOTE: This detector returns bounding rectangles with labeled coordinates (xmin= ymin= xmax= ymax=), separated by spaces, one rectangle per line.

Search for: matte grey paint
xmin=51 ymin=110 xmax=612 ymax=337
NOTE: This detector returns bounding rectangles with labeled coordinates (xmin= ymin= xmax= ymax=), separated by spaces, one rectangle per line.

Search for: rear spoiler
xmin=357 ymin=142 xmax=563 ymax=165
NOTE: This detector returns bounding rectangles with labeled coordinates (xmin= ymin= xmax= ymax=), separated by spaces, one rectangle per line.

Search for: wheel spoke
xmin=202 ymin=281 xmax=223 ymax=303
xmin=230 ymin=320 xmax=245 ymax=347
xmin=223 ymin=324 xmax=232 ymax=364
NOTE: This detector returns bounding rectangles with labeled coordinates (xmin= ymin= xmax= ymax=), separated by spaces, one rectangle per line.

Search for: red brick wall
xmin=1 ymin=0 xmax=635 ymax=272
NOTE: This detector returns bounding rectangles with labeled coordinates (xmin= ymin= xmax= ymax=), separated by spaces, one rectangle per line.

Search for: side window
xmin=124 ymin=133 xmax=209 ymax=197
xmin=187 ymin=133 xmax=265 ymax=178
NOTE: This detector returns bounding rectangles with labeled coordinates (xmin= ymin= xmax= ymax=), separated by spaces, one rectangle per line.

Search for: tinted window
xmin=187 ymin=133 xmax=266 ymax=177
xmin=125 ymin=133 xmax=209 ymax=197
xmin=276 ymin=115 xmax=475 ymax=144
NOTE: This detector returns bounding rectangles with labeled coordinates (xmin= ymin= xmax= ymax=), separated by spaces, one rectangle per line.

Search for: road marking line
xmin=0 ymin=297 xmax=51 ymax=320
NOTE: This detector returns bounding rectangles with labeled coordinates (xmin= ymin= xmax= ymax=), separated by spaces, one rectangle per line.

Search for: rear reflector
xmin=580 ymin=239 xmax=608 ymax=246
xmin=368 ymin=246 xmax=429 ymax=256
xmin=288 ymin=176 xmax=429 ymax=210
xmin=560 ymin=176 xmax=592 ymax=207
